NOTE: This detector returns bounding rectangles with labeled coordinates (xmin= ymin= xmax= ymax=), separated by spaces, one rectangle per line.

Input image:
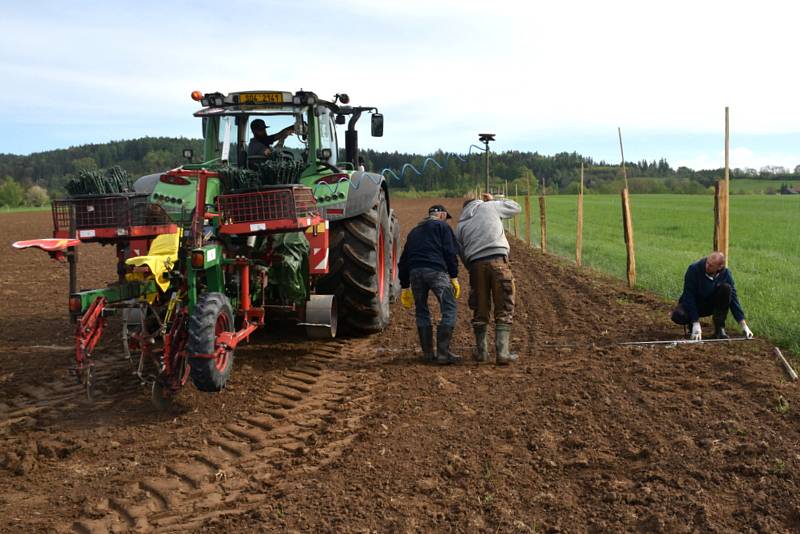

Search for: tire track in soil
xmin=70 ymin=337 xmax=375 ymax=533
xmin=0 ymin=355 xmax=138 ymax=440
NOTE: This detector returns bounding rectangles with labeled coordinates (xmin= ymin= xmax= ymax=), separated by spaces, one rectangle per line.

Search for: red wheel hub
xmin=214 ymin=313 xmax=231 ymax=371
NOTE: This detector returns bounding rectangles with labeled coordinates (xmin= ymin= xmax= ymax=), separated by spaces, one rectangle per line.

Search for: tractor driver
xmin=247 ymin=119 xmax=295 ymax=158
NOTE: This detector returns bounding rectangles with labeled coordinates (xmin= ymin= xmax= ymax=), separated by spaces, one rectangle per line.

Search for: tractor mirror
xmin=371 ymin=113 xmax=384 ymax=137
xmin=182 ymin=148 xmax=193 ymax=161
xmin=335 ymin=114 xmax=346 ymax=125
xmin=339 ymin=93 xmax=350 ymax=104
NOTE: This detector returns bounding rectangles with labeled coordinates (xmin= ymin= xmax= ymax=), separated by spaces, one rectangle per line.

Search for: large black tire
xmin=388 ymin=209 xmax=401 ymax=303
xmin=317 ymin=188 xmax=391 ymax=334
xmin=187 ymin=292 xmax=235 ymax=392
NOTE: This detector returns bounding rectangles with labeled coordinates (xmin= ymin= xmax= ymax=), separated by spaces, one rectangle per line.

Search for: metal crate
xmin=217 ymin=186 xmax=319 ymax=234
xmin=52 ymin=194 xmax=176 ymax=240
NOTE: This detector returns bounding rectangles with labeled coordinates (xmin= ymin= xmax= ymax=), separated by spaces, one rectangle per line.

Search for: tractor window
xmin=246 ymin=115 xmax=305 ymax=151
xmin=318 ymin=108 xmax=338 ymax=165
xmin=218 ymin=116 xmax=238 ymax=165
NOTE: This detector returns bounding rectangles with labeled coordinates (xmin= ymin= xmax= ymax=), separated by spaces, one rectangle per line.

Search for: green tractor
xmin=13 ymin=89 xmax=400 ymax=406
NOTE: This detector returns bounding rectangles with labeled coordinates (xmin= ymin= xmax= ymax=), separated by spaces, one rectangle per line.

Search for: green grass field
xmin=511 ymin=194 xmax=800 ymax=354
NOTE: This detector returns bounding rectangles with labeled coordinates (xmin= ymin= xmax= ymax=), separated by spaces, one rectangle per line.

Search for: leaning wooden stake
xmin=576 ymin=162 xmax=584 ymax=267
xmin=618 ymin=127 xmax=636 ymax=288
xmin=524 ymin=179 xmax=532 ymax=247
xmin=774 ymin=347 xmax=798 ymax=381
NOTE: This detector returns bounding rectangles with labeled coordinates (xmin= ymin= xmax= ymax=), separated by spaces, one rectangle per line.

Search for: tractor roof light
xmin=479 ymin=133 xmax=496 ymax=143
xmin=191 ymin=90 xmax=204 ymax=102
xmin=200 ymin=91 xmax=224 ymax=107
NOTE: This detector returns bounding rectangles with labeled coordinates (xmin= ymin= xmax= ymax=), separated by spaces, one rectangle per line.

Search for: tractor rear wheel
xmin=187 ymin=292 xmax=235 ymax=392
xmin=318 ymin=188 xmax=391 ymax=335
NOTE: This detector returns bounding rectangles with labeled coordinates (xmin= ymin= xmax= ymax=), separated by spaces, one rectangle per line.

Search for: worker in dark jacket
xmin=398 ymin=205 xmax=462 ymax=364
xmin=671 ymin=252 xmax=754 ymax=340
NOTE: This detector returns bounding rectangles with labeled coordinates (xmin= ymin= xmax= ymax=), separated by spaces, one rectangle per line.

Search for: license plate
xmin=238 ymin=92 xmax=283 ymax=104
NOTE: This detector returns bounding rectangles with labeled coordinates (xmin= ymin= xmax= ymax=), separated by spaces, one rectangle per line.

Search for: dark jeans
xmin=410 ymin=268 xmax=457 ymax=328
xmin=671 ymin=283 xmax=732 ymax=325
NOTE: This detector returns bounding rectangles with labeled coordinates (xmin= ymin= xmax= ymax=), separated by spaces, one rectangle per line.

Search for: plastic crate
xmin=217 ymin=186 xmax=320 ymax=234
xmin=52 ymin=194 xmax=177 ymax=241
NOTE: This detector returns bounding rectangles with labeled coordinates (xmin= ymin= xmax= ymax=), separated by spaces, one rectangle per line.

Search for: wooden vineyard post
xmin=621 ymin=188 xmax=636 ymax=287
xmin=714 ymin=107 xmax=731 ymax=260
xmin=576 ymin=162 xmax=584 ymax=267
xmin=618 ymin=127 xmax=636 ymax=288
xmin=525 ymin=178 xmax=532 ymax=247
xmin=713 ymin=181 xmax=720 ymax=251
xmin=539 ymin=195 xmax=547 ymax=254
xmin=513 ymin=183 xmax=519 ymax=237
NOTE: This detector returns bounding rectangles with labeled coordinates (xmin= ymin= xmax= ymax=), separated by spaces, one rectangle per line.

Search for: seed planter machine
xmin=14 ymin=89 xmax=400 ymax=408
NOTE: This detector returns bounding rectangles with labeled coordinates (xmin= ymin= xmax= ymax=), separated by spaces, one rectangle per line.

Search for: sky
xmin=1 ymin=0 xmax=799 ymax=171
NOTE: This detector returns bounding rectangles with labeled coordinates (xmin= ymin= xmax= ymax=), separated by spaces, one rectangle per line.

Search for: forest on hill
xmin=1 ymin=137 xmax=798 ymax=206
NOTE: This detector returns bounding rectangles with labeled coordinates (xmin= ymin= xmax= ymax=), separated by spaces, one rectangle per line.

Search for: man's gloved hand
xmin=400 ymin=288 xmax=414 ymax=309
xmin=739 ymin=320 xmax=754 ymax=339
xmin=451 ymin=278 xmax=461 ymax=299
xmin=690 ymin=322 xmax=702 ymax=341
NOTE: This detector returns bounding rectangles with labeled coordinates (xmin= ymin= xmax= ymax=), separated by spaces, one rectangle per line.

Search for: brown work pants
xmin=468 ymin=256 xmax=515 ymax=326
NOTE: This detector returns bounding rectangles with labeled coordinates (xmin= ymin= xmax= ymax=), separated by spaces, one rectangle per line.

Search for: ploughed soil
xmin=0 ymin=199 xmax=798 ymax=533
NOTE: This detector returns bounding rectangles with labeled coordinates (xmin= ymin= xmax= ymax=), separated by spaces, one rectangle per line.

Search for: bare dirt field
xmin=1 ymin=198 xmax=798 ymax=533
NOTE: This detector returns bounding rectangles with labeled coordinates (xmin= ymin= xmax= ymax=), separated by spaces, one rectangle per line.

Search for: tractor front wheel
xmin=187 ymin=293 xmax=235 ymax=392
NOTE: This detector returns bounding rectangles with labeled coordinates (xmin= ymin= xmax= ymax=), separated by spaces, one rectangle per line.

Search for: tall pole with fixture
xmin=478 ymin=133 xmax=495 ymax=193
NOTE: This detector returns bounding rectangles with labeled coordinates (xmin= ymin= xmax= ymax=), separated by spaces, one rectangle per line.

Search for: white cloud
xmin=1 ymin=0 xmax=799 ymax=163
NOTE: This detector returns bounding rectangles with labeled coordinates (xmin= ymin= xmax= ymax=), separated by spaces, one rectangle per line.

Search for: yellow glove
xmin=451 ymin=278 xmax=461 ymax=299
xmin=400 ymin=288 xmax=414 ymax=309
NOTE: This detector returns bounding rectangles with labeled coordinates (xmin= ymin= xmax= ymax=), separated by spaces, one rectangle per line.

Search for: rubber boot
xmin=436 ymin=325 xmax=462 ymax=365
xmin=417 ymin=326 xmax=435 ymax=362
xmin=495 ymin=323 xmax=518 ymax=366
xmin=472 ymin=323 xmax=489 ymax=363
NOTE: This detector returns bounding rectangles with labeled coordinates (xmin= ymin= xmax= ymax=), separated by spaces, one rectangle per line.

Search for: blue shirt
xmin=679 ymin=257 xmax=745 ymax=322
xmin=398 ymin=218 xmax=459 ymax=288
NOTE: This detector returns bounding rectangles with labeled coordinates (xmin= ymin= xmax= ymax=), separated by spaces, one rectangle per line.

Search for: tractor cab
xmin=192 ymin=91 xmax=342 ymax=174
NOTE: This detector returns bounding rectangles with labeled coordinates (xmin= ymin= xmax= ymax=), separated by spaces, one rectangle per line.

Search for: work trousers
xmin=671 ymin=283 xmax=732 ymax=325
xmin=410 ymin=268 xmax=457 ymax=329
xmin=468 ymin=256 xmax=515 ymax=327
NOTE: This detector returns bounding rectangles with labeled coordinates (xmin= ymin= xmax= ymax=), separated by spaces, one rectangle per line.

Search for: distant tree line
xmin=359 ymin=149 xmax=800 ymax=195
xmin=0 ymin=137 xmax=798 ymax=207
xmin=0 ymin=137 xmax=203 ymax=204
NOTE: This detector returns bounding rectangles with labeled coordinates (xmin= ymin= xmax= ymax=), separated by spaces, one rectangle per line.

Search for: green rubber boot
xmin=495 ymin=323 xmax=518 ymax=366
xmin=472 ymin=323 xmax=489 ymax=362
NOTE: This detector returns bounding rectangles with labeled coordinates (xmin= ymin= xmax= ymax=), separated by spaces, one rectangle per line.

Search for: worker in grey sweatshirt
xmin=455 ymin=193 xmax=522 ymax=365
